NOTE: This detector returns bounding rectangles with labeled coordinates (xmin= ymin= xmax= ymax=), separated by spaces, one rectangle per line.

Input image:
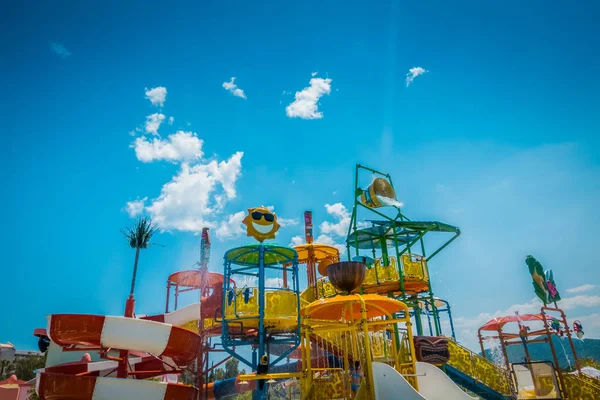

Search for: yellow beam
xmin=237 ymin=372 xmax=303 ymax=381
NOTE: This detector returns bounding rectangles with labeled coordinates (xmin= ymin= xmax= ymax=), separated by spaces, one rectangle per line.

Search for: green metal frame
xmin=346 ymin=164 xmax=461 ymax=336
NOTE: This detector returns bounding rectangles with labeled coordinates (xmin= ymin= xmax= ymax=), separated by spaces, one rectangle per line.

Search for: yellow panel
xmin=401 ymin=254 xmax=427 ymax=280
xmin=317 ymin=279 xmax=338 ymax=298
xmin=312 ymin=371 xmax=348 ymax=400
xmin=447 ymin=340 xmax=511 ymax=396
xmin=223 ymin=288 xmax=298 ymax=331
xmin=563 ymin=373 xmax=600 ymax=400
xmin=315 ymin=255 xmax=431 ymax=297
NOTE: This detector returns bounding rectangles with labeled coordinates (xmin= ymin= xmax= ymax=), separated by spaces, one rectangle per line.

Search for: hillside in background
xmin=482 ymin=336 xmax=600 ymax=370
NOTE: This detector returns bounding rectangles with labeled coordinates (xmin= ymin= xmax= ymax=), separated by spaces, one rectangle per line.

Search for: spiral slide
xmin=371 ymin=362 xmax=477 ymax=400
xmin=34 ymin=272 xmax=237 ymax=399
xmin=36 ymin=313 xmax=202 ymax=399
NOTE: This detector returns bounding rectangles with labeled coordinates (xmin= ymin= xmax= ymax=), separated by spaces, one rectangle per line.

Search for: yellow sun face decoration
xmin=242 ymin=206 xmax=281 ymax=242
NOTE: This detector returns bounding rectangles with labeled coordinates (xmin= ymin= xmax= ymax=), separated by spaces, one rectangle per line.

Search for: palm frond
xmin=121 ymin=217 xmax=159 ymax=249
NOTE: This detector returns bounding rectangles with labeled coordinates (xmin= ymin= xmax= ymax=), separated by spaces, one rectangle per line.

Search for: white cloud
xmin=50 ymin=42 xmax=71 ymax=58
xmin=145 ymin=87 xmax=167 ymax=107
xmin=145 ymin=152 xmax=244 ymax=232
xmin=559 ymin=295 xmax=600 ymax=310
xmin=566 ymin=284 xmax=595 ymax=293
xmin=290 ymin=236 xmax=304 ymax=247
xmin=131 ymin=131 xmax=204 ymax=163
xmin=145 ymin=113 xmax=166 ymax=135
xmin=125 ymin=197 xmax=147 ymax=217
xmin=316 ymin=234 xmax=346 ymax=255
xmin=279 ymin=217 xmax=299 ymax=227
xmin=216 ymin=211 xmax=246 ymax=239
xmin=222 ymin=77 xmax=247 ymax=99
xmin=237 ymin=276 xmax=257 ymax=287
xmin=168 ymin=116 xmax=175 ymax=125
xmin=311 ymin=71 xmax=318 ymax=77
xmin=286 ymin=77 xmax=332 ymax=120
xmin=258 ymin=206 xmax=298 ymax=228
xmin=311 ymin=202 xmax=369 ymax=255
xmin=128 ymin=130 xmax=136 ymax=137
xmin=405 ymin=67 xmax=428 ymax=87
xmin=266 ymin=277 xmax=283 ymax=287
xmin=319 ymin=203 xmax=351 ymax=237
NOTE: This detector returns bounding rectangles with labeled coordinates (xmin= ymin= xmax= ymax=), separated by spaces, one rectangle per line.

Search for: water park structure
xmin=23 ymin=164 xmax=600 ymax=399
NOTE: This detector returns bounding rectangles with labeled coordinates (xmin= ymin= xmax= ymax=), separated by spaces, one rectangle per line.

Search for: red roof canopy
xmin=479 ymin=314 xmax=550 ymax=332
xmin=167 ymin=270 xmax=231 ymax=288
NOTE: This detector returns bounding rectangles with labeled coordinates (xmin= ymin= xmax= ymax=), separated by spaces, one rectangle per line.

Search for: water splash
xmin=485 ymin=338 xmax=506 ymax=367
xmin=377 ymin=196 xmax=404 ymax=208
xmin=557 ymin=337 xmax=572 ymax=370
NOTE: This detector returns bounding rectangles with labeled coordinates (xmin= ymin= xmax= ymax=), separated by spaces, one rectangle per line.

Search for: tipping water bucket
xmin=359 ymin=178 xmax=398 ymax=208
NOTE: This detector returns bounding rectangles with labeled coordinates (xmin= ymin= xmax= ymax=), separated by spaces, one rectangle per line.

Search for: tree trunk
xmin=129 ymin=247 xmax=141 ymax=298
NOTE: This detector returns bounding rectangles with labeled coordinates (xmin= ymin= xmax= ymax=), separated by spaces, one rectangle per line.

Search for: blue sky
xmin=2 ymin=0 xmax=599 ymax=353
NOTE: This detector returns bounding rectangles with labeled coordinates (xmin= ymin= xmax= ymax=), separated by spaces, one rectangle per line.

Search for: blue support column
xmin=254 ymin=244 xmax=267 ymax=400
xmin=425 ymin=301 xmax=433 ymax=336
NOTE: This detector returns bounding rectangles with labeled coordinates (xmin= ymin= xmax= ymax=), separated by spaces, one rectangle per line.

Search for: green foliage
xmin=181 ymin=368 xmax=196 ymax=385
xmin=0 ymin=355 xmax=46 ymax=381
xmin=121 ymin=216 xmax=158 ymax=250
xmin=28 ymin=386 xmax=40 ymax=400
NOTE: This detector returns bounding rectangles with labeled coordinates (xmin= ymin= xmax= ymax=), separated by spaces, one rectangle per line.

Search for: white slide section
xmin=371 ymin=362 xmax=477 ymax=400
xmin=416 ymin=362 xmax=478 ymax=400
xmin=162 ymin=302 xmax=200 ymax=325
xmin=371 ymin=362 xmax=427 ymax=400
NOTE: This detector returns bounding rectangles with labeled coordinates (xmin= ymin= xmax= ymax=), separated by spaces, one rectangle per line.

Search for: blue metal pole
xmin=425 ymin=301 xmax=433 ymax=336
xmin=254 ymin=243 xmax=267 ymax=400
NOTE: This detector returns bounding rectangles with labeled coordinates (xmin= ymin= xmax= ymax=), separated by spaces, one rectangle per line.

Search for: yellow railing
xmin=446 ymin=340 xmax=511 ymax=396
xmin=400 ymin=254 xmax=428 ymax=281
xmin=563 ymin=373 xmax=600 ymax=400
xmin=362 ymin=257 xmax=399 ymax=286
xmin=223 ymin=287 xmax=298 ymax=329
xmin=314 ymin=254 xmax=429 ymax=298
xmin=310 ymin=369 xmax=349 ymax=400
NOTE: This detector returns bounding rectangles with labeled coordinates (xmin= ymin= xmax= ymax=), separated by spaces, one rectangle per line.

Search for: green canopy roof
xmin=346 ymin=226 xmax=418 ymax=249
xmin=367 ymin=220 xmax=460 ymax=234
xmin=224 ymin=243 xmax=297 ymax=266
xmin=346 ymin=220 xmax=461 ymax=251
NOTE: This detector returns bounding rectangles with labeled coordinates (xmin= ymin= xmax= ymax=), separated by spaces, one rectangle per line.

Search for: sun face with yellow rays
xmin=242 ymin=206 xmax=281 ymax=242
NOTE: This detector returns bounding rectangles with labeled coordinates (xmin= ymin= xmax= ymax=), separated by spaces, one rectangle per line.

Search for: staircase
xmin=445 ymin=340 xmax=512 ymax=400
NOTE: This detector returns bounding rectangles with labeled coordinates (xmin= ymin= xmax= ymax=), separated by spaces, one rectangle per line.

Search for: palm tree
xmin=121 ymin=216 xmax=158 ymax=317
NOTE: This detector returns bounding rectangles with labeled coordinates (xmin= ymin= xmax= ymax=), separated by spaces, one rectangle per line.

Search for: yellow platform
xmin=310 ymin=254 xmax=430 ymax=300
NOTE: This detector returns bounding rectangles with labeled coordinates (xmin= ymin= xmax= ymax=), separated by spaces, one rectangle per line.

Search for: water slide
xmin=371 ymin=362 xmax=477 ymax=400
xmin=34 ymin=271 xmax=231 ymax=399
xmin=36 ymin=314 xmax=202 ymax=399
xmin=142 ymin=271 xmax=227 ymax=334
xmin=416 ymin=362 xmax=478 ymax=399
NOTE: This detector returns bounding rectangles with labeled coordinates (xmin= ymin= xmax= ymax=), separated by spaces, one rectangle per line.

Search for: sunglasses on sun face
xmin=252 ymin=211 xmax=274 ymax=222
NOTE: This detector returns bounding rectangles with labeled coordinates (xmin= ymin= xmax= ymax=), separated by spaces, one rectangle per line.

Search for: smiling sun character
xmin=242 ymin=206 xmax=281 ymax=242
